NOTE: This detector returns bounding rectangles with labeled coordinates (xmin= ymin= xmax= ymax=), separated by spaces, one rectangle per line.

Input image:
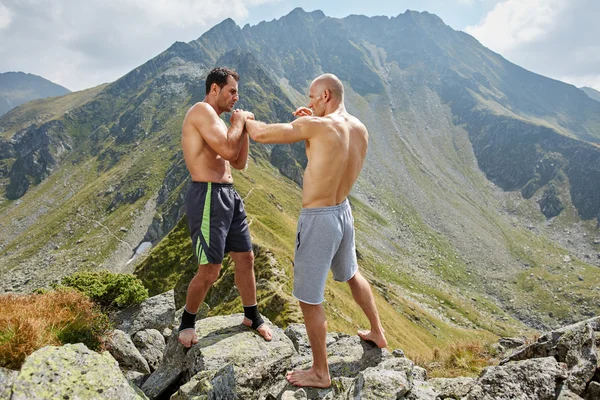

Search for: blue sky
xmin=0 ymin=0 xmax=598 ymax=92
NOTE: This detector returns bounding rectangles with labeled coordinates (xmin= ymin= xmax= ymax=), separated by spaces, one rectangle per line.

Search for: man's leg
xmin=286 ymin=301 xmax=331 ymax=388
xmin=230 ymin=251 xmax=272 ymax=341
xmin=347 ymin=271 xmax=388 ymax=348
xmin=178 ymin=263 xmax=221 ymax=347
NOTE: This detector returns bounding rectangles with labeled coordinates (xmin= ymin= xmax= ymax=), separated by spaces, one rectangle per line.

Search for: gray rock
xmin=556 ymin=387 xmax=584 ymax=399
xmin=326 ymin=336 xmax=389 ymax=378
xmin=354 ymin=365 xmax=410 ymax=399
xmin=142 ymin=314 xmax=294 ymax=399
xmin=506 ymin=316 xmax=598 ymax=395
xmin=392 ymin=348 xmax=405 ymax=358
xmin=404 ymin=380 xmax=439 ymax=400
xmin=106 ymin=329 xmax=151 ymax=374
xmin=284 ymin=323 xmax=343 ymax=357
xmin=585 ymin=381 xmax=600 ymax=400
xmin=10 ymin=343 xmax=147 ymax=400
xmin=498 ymin=336 xmax=526 ymax=349
xmin=281 ymin=388 xmax=308 ymax=400
xmin=132 ymin=329 xmax=166 ymax=372
xmin=475 ymin=356 xmax=568 ymax=400
xmin=0 ymin=367 xmax=17 ymax=399
xmin=412 ymin=366 xmax=428 ymax=381
xmin=171 ymin=364 xmax=236 ymax=400
xmin=113 ymin=290 xmax=176 ymax=335
xmin=124 ymin=370 xmax=148 ymax=388
xmin=429 ymin=377 xmax=480 ymax=398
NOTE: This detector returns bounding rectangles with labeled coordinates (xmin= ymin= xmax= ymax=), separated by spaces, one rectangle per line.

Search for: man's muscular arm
xmin=189 ymin=103 xmax=247 ymax=161
xmin=230 ymin=130 xmax=249 ymax=170
xmin=246 ymin=116 xmax=318 ymax=144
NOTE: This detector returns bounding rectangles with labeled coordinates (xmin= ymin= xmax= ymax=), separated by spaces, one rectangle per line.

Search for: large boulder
xmin=474 ymin=356 xmax=568 ymax=400
xmin=142 ymin=314 xmax=294 ymax=399
xmin=506 ymin=316 xmax=598 ymax=395
xmin=10 ymin=343 xmax=147 ymax=400
xmin=113 ymin=290 xmax=176 ymax=335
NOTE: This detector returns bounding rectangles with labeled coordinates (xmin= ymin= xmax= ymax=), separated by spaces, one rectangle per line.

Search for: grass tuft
xmin=0 ymin=288 xmax=111 ymax=369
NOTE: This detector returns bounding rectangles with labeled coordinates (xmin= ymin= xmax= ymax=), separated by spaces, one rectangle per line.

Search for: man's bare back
xmin=298 ymin=111 xmax=368 ymax=208
xmin=245 ymin=73 xmax=387 ymax=389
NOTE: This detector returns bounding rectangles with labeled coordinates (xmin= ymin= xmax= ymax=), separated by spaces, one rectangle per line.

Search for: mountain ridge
xmin=0 ymin=71 xmax=71 ymax=117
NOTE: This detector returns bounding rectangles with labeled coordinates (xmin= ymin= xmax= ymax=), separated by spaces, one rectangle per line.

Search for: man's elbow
xmin=221 ymin=147 xmax=239 ymax=161
xmin=248 ymin=130 xmax=264 ymax=143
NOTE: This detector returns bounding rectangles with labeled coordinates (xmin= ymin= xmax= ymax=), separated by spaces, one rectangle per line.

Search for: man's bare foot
xmin=178 ymin=328 xmax=199 ymax=348
xmin=242 ymin=317 xmax=273 ymax=341
xmin=286 ymin=368 xmax=331 ymax=388
xmin=358 ymin=329 xmax=388 ymax=348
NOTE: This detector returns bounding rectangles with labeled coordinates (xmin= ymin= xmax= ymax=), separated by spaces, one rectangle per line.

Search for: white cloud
xmin=0 ymin=2 xmax=12 ymax=30
xmin=465 ymin=0 xmax=566 ymax=53
xmin=464 ymin=0 xmax=600 ymax=90
xmin=0 ymin=0 xmax=279 ymax=91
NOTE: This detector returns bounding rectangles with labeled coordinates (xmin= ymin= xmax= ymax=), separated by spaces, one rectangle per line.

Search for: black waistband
xmin=191 ymin=181 xmax=233 ymax=187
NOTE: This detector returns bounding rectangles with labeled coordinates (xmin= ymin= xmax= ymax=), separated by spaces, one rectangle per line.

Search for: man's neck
xmin=324 ymin=101 xmax=346 ymax=117
xmin=203 ymin=96 xmax=223 ymax=116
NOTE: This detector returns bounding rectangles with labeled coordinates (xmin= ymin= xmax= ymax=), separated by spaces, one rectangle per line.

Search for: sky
xmin=0 ymin=0 xmax=598 ymax=92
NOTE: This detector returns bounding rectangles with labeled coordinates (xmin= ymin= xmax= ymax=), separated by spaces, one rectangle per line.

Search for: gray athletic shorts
xmin=293 ymin=199 xmax=358 ymax=304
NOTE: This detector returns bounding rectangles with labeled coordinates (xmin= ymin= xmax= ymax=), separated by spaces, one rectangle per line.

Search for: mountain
xmin=0 ymin=8 xmax=598 ymax=359
xmin=581 ymin=86 xmax=600 ymax=103
xmin=0 ymin=72 xmax=71 ymax=117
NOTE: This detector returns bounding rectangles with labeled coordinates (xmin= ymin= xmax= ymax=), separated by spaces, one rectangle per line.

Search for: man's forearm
xmin=231 ymin=131 xmax=249 ymax=170
xmin=225 ymin=119 xmax=246 ymax=160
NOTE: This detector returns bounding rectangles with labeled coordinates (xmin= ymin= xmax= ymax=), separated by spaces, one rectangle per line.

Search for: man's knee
xmin=196 ymin=263 xmax=221 ymax=285
xmin=232 ymin=251 xmax=254 ymax=270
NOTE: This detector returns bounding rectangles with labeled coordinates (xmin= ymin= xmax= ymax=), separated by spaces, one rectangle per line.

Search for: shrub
xmin=60 ymin=270 xmax=149 ymax=309
xmin=412 ymin=341 xmax=496 ymax=378
xmin=0 ymin=288 xmax=111 ymax=369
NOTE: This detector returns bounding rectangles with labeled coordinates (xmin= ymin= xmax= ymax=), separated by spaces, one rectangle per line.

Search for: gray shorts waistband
xmin=300 ymin=198 xmax=349 ymax=215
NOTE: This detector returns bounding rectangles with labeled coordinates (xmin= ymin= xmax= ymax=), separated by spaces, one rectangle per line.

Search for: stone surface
xmin=113 ymin=290 xmax=176 ymax=335
xmin=142 ymin=314 xmax=294 ymax=399
xmin=0 ymin=367 xmax=17 ymax=400
xmin=106 ymin=329 xmax=151 ymax=374
xmin=475 ymin=356 xmax=568 ymax=400
xmin=506 ymin=316 xmax=598 ymax=395
xmin=132 ymin=329 xmax=166 ymax=372
xmin=10 ymin=343 xmax=147 ymax=400
xmin=429 ymin=377 xmax=480 ymax=398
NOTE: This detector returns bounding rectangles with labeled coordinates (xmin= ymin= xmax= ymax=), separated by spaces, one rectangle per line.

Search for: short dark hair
xmin=205 ymin=67 xmax=239 ymax=95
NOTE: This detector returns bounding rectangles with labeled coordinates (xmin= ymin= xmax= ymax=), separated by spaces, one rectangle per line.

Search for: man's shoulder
xmin=186 ymin=102 xmax=216 ymax=121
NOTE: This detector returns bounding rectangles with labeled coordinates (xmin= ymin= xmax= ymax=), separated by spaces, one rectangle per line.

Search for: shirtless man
xmin=246 ymin=74 xmax=387 ymax=388
xmin=178 ymin=67 xmax=272 ymax=347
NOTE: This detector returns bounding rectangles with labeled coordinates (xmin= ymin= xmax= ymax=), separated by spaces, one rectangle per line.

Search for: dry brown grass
xmin=412 ymin=341 xmax=497 ymax=378
xmin=0 ymin=288 xmax=111 ymax=369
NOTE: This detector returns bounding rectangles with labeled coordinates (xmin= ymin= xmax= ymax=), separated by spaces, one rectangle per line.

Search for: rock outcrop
xmin=1 ymin=287 xmax=598 ymax=400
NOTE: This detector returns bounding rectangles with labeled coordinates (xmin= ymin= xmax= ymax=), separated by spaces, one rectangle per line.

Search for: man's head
xmin=205 ymin=67 xmax=240 ymax=112
xmin=308 ymin=74 xmax=344 ymax=117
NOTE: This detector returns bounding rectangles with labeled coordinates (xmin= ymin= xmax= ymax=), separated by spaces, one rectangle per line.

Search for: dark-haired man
xmin=178 ymin=67 xmax=272 ymax=347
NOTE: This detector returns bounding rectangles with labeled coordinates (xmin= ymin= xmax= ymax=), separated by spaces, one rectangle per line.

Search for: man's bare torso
xmin=181 ymin=102 xmax=233 ymax=183
xmin=302 ymin=111 xmax=368 ymax=208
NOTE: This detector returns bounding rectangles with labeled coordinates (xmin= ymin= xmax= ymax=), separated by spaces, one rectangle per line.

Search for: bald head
xmin=311 ymin=74 xmax=344 ymax=100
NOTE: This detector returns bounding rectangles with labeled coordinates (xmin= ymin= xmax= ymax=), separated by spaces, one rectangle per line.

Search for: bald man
xmin=245 ymin=74 xmax=387 ymax=388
